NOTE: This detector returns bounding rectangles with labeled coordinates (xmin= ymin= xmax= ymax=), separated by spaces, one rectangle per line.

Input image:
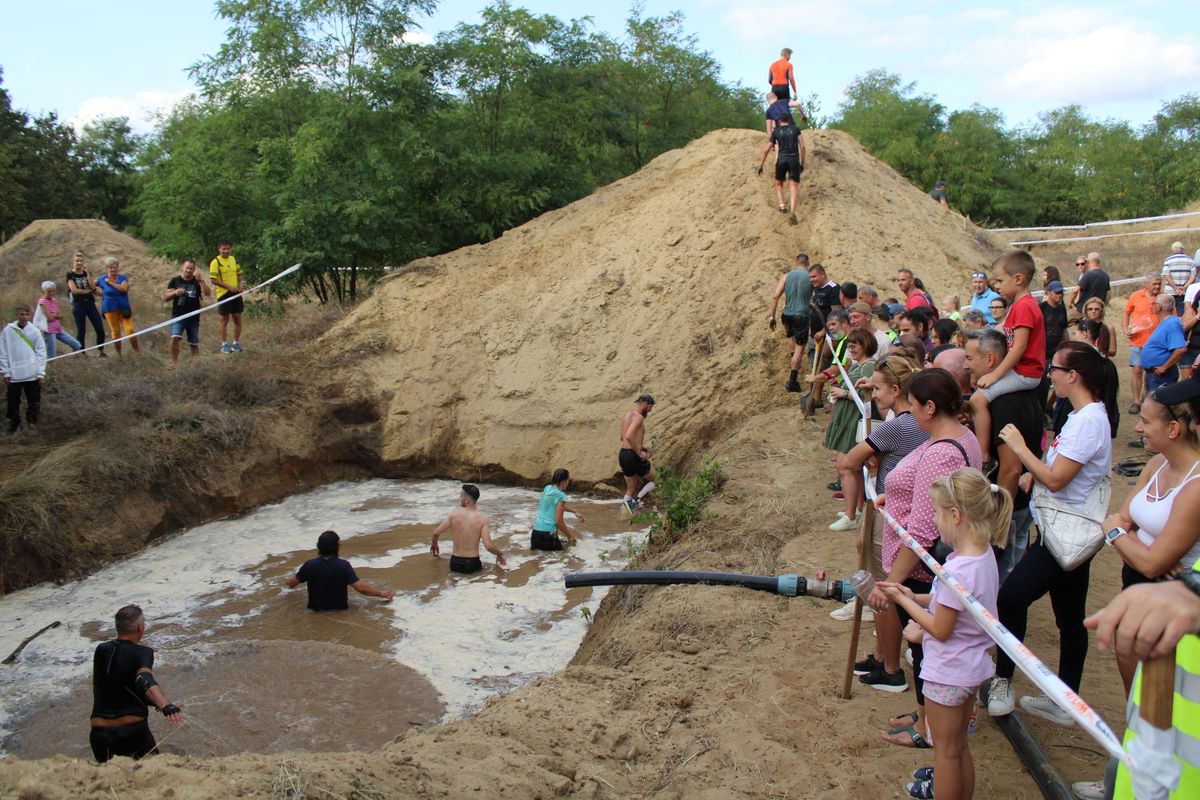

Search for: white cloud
xmin=70 ymin=88 xmax=192 ymax=135
xmin=402 ymin=29 xmax=434 ymax=46
xmin=993 ymin=22 xmax=1200 ymax=104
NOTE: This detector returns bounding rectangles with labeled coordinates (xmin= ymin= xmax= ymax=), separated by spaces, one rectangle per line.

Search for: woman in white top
xmin=989 ymin=342 xmax=1113 ymax=724
xmin=1101 ymin=386 xmax=1200 ymax=692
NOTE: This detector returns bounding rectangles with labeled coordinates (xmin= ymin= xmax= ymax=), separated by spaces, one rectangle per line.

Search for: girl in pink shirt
xmin=37 ymin=281 xmax=82 ymax=358
xmin=880 ymin=468 xmax=1011 ymax=800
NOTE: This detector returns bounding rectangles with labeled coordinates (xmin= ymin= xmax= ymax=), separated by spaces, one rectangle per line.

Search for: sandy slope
xmin=0 ymin=130 xmax=1164 ymax=797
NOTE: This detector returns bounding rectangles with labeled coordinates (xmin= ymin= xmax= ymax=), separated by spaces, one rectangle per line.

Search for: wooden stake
xmin=841 ymin=418 xmax=874 ymax=700
xmin=1139 ymin=653 xmax=1176 ymax=730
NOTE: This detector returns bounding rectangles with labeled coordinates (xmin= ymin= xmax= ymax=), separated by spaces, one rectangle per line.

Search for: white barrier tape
xmin=1010 ymin=225 xmax=1198 ymax=247
xmin=992 ymin=210 xmax=1200 ymax=233
xmin=860 ymin=476 xmax=1147 ymax=777
xmin=48 ymin=263 xmax=303 ymax=361
xmin=824 ymin=334 xmax=869 ymax=418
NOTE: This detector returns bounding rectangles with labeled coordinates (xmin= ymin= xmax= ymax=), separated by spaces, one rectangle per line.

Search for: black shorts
xmin=531 ymin=529 xmax=563 ymax=551
xmin=90 ymin=720 xmax=156 ymax=763
xmin=781 ymin=314 xmax=810 ymax=346
xmin=619 ymin=448 xmax=652 ymax=477
xmin=218 ymin=294 xmax=244 ymax=315
xmin=449 ymin=555 xmax=482 ymax=574
xmin=771 ymin=84 xmax=790 ymax=101
xmin=775 ymin=157 xmax=802 ymax=183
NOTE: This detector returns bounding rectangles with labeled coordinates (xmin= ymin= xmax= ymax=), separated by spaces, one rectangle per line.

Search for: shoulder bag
xmin=1032 ymin=477 xmax=1110 ymax=571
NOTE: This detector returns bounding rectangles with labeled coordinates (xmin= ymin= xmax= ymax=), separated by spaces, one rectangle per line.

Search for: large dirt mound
xmin=324 ymin=128 xmax=1001 ymax=484
xmin=0 ymin=218 xmax=179 ymax=291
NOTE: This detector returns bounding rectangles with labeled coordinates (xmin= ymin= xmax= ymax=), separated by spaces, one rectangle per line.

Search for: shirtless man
xmin=430 ymin=484 xmax=506 ymax=574
xmin=619 ymin=393 xmax=656 ymax=513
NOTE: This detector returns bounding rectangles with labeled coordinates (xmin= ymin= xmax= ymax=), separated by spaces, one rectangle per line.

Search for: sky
xmin=1 ymin=0 xmax=1197 ymax=135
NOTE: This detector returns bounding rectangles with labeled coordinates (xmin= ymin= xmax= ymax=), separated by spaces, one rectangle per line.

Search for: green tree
xmin=930 ymin=106 xmax=1023 ymax=225
xmin=77 ymin=116 xmax=144 ymax=229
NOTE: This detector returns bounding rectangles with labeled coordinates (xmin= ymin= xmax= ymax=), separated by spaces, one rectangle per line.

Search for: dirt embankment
xmin=0 ymin=129 xmax=1167 ymax=797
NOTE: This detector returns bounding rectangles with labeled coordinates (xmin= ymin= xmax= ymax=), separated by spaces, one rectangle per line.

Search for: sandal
xmin=887 ymin=710 xmax=918 ymax=729
xmin=905 ymin=778 xmax=934 ymax=798
xmin=882 ymin=724 xmax=931 ymax=749
xmin=778 ymin=204 xmax=787 ymax=213
xmin=912 ymin=767 xmax=934 ymax=782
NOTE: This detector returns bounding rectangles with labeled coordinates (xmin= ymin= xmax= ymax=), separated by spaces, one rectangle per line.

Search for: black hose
xmin=566 ymin=570 xmax=779 ymax=593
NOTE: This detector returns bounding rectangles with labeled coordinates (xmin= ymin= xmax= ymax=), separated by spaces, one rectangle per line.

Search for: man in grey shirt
xmin=768 ymin=253 xmax=813 ymax=392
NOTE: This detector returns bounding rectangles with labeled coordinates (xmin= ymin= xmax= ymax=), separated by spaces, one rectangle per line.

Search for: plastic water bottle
xmin=849 ymin=569 xmax=875 ymax=601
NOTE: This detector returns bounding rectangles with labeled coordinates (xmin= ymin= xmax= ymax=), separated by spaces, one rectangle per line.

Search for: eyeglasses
xmin=1076 ymin=262 xmax=1086 ymax=266
xmin=1047 ymin=364 xmax=1073 ymax=374
xmin=990 ymin=305 xmax=1005 ymax=310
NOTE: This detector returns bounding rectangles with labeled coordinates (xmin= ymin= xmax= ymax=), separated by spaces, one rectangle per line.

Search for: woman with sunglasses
xmin=1082 ymin=298 xmax=1118 ymax=358
xmin=987 ymin=297 xmax=1008 ymax=329
xmin=991 ymin=342 xmax=1112 ymax=724
xmin=1101 ymin=388 xmax=1200 ymax=689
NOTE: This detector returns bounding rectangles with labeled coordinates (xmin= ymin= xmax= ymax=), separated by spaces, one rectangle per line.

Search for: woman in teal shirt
xmin=532 ymin=469 xmax=584 ymax=551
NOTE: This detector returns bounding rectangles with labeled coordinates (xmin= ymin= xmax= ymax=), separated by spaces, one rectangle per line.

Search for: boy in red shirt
xmin=970 ymin=250 xmax=1045 ymax=468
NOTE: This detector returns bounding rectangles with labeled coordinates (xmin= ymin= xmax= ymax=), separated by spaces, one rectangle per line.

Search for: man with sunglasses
xmin=968 ymin=271 xmax=1001 ymax=324
xmin=1072 ymin=252 xmax=1111 ymax=316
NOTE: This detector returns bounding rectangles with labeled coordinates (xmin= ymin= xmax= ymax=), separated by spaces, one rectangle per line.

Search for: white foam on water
xmin=0 ymin=479 xmax=645 ymax=754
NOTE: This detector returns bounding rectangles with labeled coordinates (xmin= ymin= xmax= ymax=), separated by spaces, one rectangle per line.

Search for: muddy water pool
xmin=0 ymin=479 xmax=645 ymax=758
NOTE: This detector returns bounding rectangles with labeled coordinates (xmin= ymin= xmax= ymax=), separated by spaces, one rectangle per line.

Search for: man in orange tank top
xmin=768 ymin=48 xmax=797 ymax=100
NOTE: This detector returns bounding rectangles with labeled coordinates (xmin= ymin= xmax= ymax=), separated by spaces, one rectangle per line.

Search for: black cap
xmin=1151 ymin=378 xmax=1200 ymax=406
xmin=637 ymin=393 xmax=656 ymax=405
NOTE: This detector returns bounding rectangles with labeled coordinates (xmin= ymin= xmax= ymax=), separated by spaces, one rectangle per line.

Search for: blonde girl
xmin=1082 ymin=298 xmax=1118 ymax=358
xmin=879 ymin=468 xmax=1011 ymax=800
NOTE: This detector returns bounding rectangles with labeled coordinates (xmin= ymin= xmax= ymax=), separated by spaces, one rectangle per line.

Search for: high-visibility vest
xmin=1114 ymin=568 xmax=1200 ymax=798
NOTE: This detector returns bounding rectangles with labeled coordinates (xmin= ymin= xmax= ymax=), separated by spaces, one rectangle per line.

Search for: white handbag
xmin=1032 ymin=477 xmax=1111 ymax=571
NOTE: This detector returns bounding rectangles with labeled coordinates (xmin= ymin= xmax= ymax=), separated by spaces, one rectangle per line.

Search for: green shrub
xmin=650 ymin=456 xmax=725 ymax=539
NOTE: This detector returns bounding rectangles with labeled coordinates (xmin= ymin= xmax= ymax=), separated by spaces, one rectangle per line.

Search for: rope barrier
xmin=1009 ymin=226 xmax=1198 ymax=248
xmin=992 ymin=210 xmax=1200 ymax=233
xmin=48 ymin=263 xmax=302 ymax=362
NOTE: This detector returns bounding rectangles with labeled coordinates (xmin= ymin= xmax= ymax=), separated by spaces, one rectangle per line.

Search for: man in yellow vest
xmin=209 ymin=240 xmax=244 ymax=353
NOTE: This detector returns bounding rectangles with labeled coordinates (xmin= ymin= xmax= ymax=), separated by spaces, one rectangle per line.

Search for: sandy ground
xmin=0 ymin=129 xmax=1168 ymax=797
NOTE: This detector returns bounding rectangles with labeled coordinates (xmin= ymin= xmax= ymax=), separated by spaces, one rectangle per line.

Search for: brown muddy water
xmin=0 ymin=479 xmax=645 ymax=759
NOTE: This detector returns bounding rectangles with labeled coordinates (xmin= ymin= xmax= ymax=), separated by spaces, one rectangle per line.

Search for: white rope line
xmin=48 ymin=264 xmax=302 ymax=361
xmin=1010 ymin=226 xmax=1198 ymax=247
xmin=992 ymin=210 xmax=1200 ymax=233
xmin=824 ymin=334 xmax=869 ymax=417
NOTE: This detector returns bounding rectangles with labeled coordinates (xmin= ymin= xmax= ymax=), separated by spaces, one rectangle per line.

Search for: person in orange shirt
xmin=1122 ymin=273 xmax=1163 ymax=413
xmin=768 ymin=48 xmax=797 ymax=101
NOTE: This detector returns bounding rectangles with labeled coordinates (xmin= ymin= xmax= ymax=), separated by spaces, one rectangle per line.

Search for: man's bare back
xmin=441 ymin=506 xmax=488 ymax=557
xmin=620 ymin=410 xmax=646 ymax=451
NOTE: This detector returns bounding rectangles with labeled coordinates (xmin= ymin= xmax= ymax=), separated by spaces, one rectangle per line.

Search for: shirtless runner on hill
xmin=618 ymin=394 xmax=657 ymax=513
xmin=430 ymin=484 xmax=506 ymax=574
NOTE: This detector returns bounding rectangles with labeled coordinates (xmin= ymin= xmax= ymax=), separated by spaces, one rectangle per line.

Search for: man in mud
xmin=430 ymin=485 xmax=507 ymax=574
xmin=287 ymin=530 xmax=395 ymax=609
xmin=756 ymin=112 xmax=805 ymax=216
xmin=768 ymin=254 xmax=813 ymax=392
xmin=89 ymin=604 xmax=184 ymax=763
xmin=619 ymin=394 xmax=657 ymax=513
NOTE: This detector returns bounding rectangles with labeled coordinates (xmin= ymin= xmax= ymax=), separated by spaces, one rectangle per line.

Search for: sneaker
xmin=853 ymin=654 xmax=884 ymax=676
xmin=1019 ymin=694 xmax=1075 ymax=727
xmin=231 ymin=341 xmax=242 ymax=352
xmin=904 ymin=778 xmax=934 ymax=799
xmin=987 ymin=677 xmax=1014 ymax=716
xmin=784 ymin=380 xmax=802 ymax=393
xmin=1127 ymin=402 xmax=1141 ymax=415
xmin=221 ymin=342 xmax=232 ymax=354
xmin=830 ymin=599 xmax=874 ymax=622
xmin=859 ymin=667 xmax=908 ymax=693
xmin=832 ymin=491 xmax=845 ymax=500
xmin=1072 ymin=780 xmax=1105 ymax=800
xmin=830 ymin=514 xmax=858 ymax=531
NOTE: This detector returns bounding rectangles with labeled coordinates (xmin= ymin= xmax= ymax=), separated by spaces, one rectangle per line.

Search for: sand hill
xmin=322 ymin=128 xmax=1001 ymax=486
xmin=0 ymin=218 xmax=180 ymax=292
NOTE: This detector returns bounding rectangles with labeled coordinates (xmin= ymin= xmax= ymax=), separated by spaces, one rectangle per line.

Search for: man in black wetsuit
xmin=89 ymin=605 xmax=183 ymax=763
xmin=287 ymin=530 xmax=395 ymax=610
xmin=756 ymin=112 xmax=806 ymax=216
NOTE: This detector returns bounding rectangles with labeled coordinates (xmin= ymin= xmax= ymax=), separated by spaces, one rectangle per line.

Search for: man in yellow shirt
xmin=209 ymin=240 xmax=244 ymax=353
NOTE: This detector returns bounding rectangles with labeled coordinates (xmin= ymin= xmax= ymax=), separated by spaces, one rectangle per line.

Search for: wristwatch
xmin=1178 ymin=570 xmax=1200 ymax=600
xmin=1104 ymin=527 xmax=1128 ymax=546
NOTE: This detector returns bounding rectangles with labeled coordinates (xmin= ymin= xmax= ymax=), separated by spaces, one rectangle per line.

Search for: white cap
xmin=40 ymin=280 xmax=55 ymax=291
xmin=1172 ymin=241 xmax=1185 ymax=250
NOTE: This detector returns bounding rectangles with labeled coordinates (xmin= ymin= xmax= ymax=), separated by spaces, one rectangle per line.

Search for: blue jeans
xmin=1146 ymin=367 xmax=1178 ymax=393
xmin=170 ymin=316 xmax=200 ymax=345
xmin=999 ymin=506 xmax=1033 ymax=583
xmin=43 ymin=331 xmax=82 ymax=358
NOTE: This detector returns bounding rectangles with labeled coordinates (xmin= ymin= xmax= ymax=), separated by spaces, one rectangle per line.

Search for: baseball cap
xmin=887 ymin=303 xmax=905 ymax=316
xmin=1046 ymin=280 xmax=1064 ymax=293
xmin=636 ymin=393 xmax=656 ymax=405
xmin=1151 ymin=378 xmax=1200 ymax=406
xmin=40 ymin=280 xmax=56 ymax=291
xmin=850 ymin=302 xmax=872 ymax=316
xmin=1171 ymin=241 xmax=1185 ymax=250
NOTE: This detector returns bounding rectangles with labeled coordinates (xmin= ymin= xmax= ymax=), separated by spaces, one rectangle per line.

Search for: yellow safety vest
xmin=1114 ymin=572 xmax=1200 ymax=798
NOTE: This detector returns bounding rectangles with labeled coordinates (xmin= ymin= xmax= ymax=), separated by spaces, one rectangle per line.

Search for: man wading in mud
xmin=89 ymin=605 xmax=184 ymax=763
xmin=287 ymin=530 xmax=394 ymax=610
xmin=430 ymin=484 xmax=506 ymax=574
xmin=619 ymin=394 xmax=657 ymax=513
